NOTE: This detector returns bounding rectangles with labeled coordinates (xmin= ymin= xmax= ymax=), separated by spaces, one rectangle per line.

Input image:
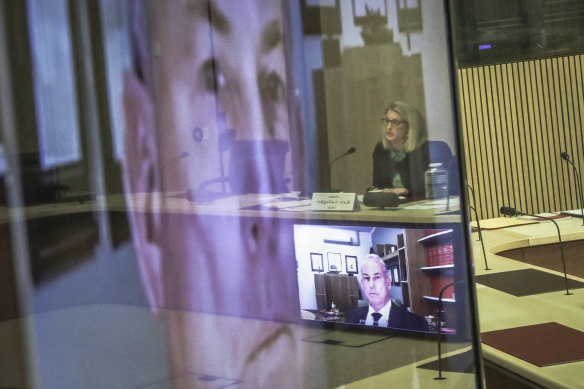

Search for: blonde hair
xmin=381 ymin=101 xmax=428 ymax=152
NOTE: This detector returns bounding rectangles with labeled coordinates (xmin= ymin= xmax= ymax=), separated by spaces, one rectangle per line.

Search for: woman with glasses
xmin=369 ymin=101 xmax=429 ymax=197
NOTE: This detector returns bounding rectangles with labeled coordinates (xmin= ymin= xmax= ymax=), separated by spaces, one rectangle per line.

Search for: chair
xmin=428 ymin=140 xmax=461 ymax=196
xmin=427 ymin=140 xmax=453 ymax=166
xmin=189 ymin=140 xmax=290 ymax=202
xmin=447 ymin=157 xmax=461 ymax=196
xmin=228 ymin=140 xmax=290 ymax=194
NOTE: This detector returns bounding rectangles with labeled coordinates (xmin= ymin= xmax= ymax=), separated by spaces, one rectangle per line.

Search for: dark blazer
xmin=371 ymin=141 xmax=430 ymax=197
xmin=345 ymin=304 xmax=429 ymax=332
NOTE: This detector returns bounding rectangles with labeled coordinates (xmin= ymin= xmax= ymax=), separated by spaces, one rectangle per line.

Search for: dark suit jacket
xmin=345 ymin=304 xmax=429 ymax=332
xmin=371 ymin=141 xmax=430 ymax=197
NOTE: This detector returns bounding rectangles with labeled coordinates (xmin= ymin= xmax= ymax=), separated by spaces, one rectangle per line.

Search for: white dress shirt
xmin=365 ymin=301 xmax=392 ymax=327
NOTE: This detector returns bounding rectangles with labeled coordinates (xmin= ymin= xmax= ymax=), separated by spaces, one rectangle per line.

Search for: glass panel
xmin=0 ymin=144 xmax=6 ymax=174
xmin=451 ymin=0 xmax=584 ymax=66
xmin=27 ymin=0 xmax=82 ymax=169
xmin=5 ymin=1 xmax=484 ymax=388
xmin=98 ymin=0 xmax=132 ymax=161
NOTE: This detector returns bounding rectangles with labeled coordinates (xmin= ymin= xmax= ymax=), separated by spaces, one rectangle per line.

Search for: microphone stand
xmin=470 ymin=205 xmax=490 ymax=270
xmin=467 ymin=185 xmax=481 ymax=241
xmin=500 ymin=206 xmax=572 ymax=295
xmin=561 ymin=152 xmax=584 ymax=226
xmin=328 ymin=147 xmax=356 ymax=192
xmin=434 ymin=282 xmax=455 ymax=381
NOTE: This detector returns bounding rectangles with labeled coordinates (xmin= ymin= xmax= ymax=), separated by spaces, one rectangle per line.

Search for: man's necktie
xmin=371 ymin=312 xmax=382 ymax=326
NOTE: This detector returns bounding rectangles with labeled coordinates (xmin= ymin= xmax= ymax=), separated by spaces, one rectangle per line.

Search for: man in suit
xmin=345 ymin=255 xmax=429 ymax=332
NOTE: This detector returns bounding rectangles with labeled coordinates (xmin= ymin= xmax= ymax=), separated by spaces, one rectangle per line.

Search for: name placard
xmin=310 ymin=193 xmax=360 ymax=212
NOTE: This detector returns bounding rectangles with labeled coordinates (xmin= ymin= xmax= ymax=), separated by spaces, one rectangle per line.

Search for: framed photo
xmin=301 ymin=0 xmax=342 ymax=35
xmin=310 ymin=253 xmax=324 ymax=272
xmin=353 ymin=0 xmax=387 ymax=26
xmin=391 ymin=265 xmax=401 ymax=286
xmin=396 ymin=0 xmax=422 ymax=33
xmin=345 ymin=255 xmax=358 ymax=274
xmin=327 ymin=252 xmax=342 ymax=273
xmin=306 ymin=0 xmax=335 ymax=5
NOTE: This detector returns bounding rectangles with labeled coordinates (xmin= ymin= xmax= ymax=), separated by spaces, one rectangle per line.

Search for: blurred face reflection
xmin=123 ymin=1 xmax=306 ymax=387
xmin=148 ymin=0 xmax=297 ymax=315
xmin=134 ymin=0 xmax=296 ymax=317
xmin=152 ymin=0 xmax=291 ymax=192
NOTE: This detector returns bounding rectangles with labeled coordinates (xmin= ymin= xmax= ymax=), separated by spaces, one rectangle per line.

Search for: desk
xmin=474 ymin=217 xmax=584 ymax=388
xmin=0 ymin=192 xmax=461 ymax=223
xmin=0 ymin=304 xmax=477 ymax=389
xmin=0 ymin=194 xmax=484 ymax=387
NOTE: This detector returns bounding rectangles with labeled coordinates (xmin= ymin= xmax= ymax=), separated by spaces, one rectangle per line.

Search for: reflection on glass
xmin=27 ymin=0 xmax=81 ymax=169
xmin=3 ymin=0 xmax=482 ymax=388
xmin=98 ymin=0 xmax=132 ymax=161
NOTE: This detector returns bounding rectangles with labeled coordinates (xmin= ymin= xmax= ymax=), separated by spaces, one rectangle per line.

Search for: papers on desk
xmin=470 ymin=217 xmax=536 ymax=230
xmin=217 ymin=192 xmax=463 ymax=213
xmin=401 ymin=197 xmax=459 ymax=210
xmin=517 ymin=213 xmax=571 ymax=222
xmin=260 ymin=199 xmax=312 ymax=212
xmin=561 ymin=209 xmax=584 ymax=219
xmin=234 ymin=192 xmax=312 ymax=212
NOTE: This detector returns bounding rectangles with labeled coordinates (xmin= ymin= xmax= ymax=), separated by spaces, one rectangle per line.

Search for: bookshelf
xmin=382 ymin=233 xmax=411 ymax=309
xmin=406 ymin=229 xmax=456 ymax=330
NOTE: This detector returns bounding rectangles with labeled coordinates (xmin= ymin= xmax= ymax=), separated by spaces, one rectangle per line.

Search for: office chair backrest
xmin=228 ymin=140 xmax=290 ymax=194
xmin=427 ymin=140 xmax=461 ymax=196
xmin=427 ymin=140 xmax=453 ymax=166
xmin=447 ymin=157 xmax=461 ymax=196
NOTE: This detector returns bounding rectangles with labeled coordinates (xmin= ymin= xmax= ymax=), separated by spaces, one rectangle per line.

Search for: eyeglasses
xmin=381 ymin=118 xmax=407 ymax=127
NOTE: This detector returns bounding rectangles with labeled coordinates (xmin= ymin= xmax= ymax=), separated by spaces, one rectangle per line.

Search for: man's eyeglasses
xmin=381 ymin=118 xmax=407 ymax=127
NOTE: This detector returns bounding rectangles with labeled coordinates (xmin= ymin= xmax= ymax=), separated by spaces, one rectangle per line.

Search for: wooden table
xmin=473 ymin=217 xmax=584 ymax=389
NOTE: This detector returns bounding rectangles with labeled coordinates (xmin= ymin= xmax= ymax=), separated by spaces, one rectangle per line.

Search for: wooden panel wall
xmin=458 ymin=54 xmax=584 ymax=220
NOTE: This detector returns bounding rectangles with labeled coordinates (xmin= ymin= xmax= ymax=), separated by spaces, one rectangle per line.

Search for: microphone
xmin=469 ymin=204 xmax=490 ymax=270
xmin=162 ymin=151 xmax=190 ymax=175
xmin=363 ymin=191 xmax=400 ymax=209
xmin=467 ymin=185 xmax=481 ymax=241
xmin=560 ymin=151 xmax=584 ymax=225
xmin=164 ymin=151 xmax=190 ymax=166
xmin=499 ymin=206 xmax=572 ymax=295
xmin=329 ymin=147 xmax=356 ymax=168
xmin=434 ymin=280 xmax=461 ymax=380
xmin=499 ymin=206 xmax=518 ymax=217
xmin=328 ymin=147 xmax=356 ymax=192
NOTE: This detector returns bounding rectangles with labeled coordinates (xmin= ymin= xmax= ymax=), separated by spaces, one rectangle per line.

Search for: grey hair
xmin=361 ymin=254 xmax=391 ymax=282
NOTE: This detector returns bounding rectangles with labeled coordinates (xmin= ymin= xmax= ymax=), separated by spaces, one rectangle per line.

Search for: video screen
xmin=294 ymin=223 xmax=462 ymax=334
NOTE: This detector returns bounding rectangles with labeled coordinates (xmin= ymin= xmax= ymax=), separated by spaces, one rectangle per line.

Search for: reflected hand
xmin=383 ymin=187 xmax=409 ymax=196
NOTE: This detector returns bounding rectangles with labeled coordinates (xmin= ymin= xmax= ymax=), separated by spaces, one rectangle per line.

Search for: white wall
xmin=303 ymin=0 xmax=458 ymax=157
xmin=339 ymin=0 xmax=457 ymax=148
xmin=294 ymin=225 xmax=372 ymax=310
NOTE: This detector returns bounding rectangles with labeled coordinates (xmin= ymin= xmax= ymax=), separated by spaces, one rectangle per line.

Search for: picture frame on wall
xmin=352 ymin=0 xmax=387 ymax=26
xmin=345 ymin=255 xmax=358 ymax=274
xmin=301 ymin=0 xmax=342 ymax=35
xmin=311 ymin=252 xmax=324 ymax=272
xmin=327 ymin=252 xmax=342 ymax=273
xmin=391 ymin=265 xmax=401 ymax=286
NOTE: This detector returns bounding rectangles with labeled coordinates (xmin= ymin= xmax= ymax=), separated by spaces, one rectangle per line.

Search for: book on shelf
xmin=427 ymin=243 xmax=454 ymax=267
xmin=425 ymin=228 xmax=447 ymax=236
xmin=430 ymin=274 xmax=455 ymax=298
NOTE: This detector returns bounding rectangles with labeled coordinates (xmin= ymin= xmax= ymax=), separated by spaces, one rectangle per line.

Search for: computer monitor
xmin=294 ymin=222 xmax=469 ymax=336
